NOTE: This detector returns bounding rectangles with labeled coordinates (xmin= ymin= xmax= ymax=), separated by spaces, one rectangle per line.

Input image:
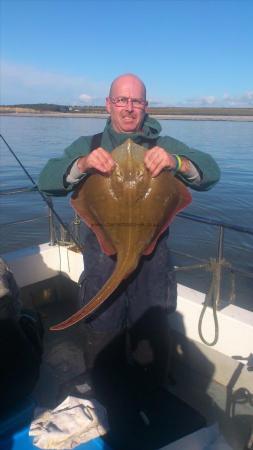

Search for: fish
xmin=51 ymin=139 xmax=192 ymax=330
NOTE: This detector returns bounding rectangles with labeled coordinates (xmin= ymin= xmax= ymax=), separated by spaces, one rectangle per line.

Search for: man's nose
xmin=126 ymin=98 xmax=134 ymax=111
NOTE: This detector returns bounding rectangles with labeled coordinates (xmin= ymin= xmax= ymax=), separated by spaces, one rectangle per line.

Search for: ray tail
xmin=50 ymin=251 xmax=138 ymax=331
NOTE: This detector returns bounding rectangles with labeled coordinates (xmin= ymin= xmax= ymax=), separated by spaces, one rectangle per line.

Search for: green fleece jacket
xmin=38 ymin=115 xmax=220 ymax=196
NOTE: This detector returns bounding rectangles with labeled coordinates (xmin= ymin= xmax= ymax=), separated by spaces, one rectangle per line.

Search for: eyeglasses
xmin=110 ymin=96 xmax=147 ymax=109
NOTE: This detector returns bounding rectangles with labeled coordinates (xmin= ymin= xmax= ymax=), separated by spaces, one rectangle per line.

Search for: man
xmin=39 ymin=73 xmax=220 ymax=397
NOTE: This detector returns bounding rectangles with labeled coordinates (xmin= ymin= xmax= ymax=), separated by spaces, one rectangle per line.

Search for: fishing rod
xmin=0 ymin=134 xmax=82 ymax=250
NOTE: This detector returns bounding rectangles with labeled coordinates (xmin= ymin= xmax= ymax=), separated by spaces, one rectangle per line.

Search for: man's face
xmin=106 ymin=76 xmax=148 ymax=133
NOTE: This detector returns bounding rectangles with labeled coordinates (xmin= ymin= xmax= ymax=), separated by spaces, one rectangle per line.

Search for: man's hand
xmin=77 ymin=148 xmax=116 ymax=175
xmin=144 ymin=146 xmax=177 ymax=177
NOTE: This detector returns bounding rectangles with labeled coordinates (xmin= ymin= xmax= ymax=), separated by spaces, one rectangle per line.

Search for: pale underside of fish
xmin=51 ymin=139 xmax=192 ymax=330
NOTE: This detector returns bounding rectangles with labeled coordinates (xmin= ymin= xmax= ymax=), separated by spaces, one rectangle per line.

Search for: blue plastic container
xmin=0 ymin=428 xmax=110 ymax=450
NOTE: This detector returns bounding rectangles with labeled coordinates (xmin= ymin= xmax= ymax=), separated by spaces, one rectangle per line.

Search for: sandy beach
xmin=1 ymin=112 xmax=253 ymax=121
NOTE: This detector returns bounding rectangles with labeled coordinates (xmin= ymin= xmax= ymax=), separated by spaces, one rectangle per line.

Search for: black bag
xmin=0 ymin=259 xmax=43 ymax=413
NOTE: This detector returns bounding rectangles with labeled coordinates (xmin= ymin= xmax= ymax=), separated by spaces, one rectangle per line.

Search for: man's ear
xmin=105 ymin=97 xmax=111 ymax=114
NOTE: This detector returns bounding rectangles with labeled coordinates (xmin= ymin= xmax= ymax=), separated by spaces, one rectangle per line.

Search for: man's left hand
xmin=144 ymin=146 xmax=177 ymax=177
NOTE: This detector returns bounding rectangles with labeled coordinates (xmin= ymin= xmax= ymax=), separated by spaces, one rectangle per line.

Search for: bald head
xmin=106 ymin=73 xmax=148 ymax=133
xmin=109 ymin=74 xmax=146 ymax=100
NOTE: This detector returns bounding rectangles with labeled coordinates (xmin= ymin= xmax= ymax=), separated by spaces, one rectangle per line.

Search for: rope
xmin=175 ymin=257 xmax=233 ymax=346
xmin=198 ymin=259 xmax=220 ymax=346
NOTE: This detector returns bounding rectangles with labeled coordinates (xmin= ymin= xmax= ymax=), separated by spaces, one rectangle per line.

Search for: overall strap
xmin=89 ymin=132 xmax=103 ymax=152
xmin=146 ymin=138 xmax=158 ymax=149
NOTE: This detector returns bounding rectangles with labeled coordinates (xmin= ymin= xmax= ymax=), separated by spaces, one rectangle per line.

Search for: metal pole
xmin=47 ymin=197 xmax=56 ymax=245
xmin=218 ymin=225 xmax=224 ymax=261
xmin=73 ymin=213 xmax=81 ymax=243
xmin=216 ymin=225 xmax=224 ymax=307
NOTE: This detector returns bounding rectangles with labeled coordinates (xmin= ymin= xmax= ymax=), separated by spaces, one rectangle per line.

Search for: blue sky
xmin=1 ymin=0 xmax=253 ymax=106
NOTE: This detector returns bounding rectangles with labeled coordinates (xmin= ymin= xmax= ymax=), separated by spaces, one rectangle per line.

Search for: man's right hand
xmin=77 ymin=148 xmax=116 ymax=175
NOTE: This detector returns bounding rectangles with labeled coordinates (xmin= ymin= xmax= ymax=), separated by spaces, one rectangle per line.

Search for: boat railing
xmin=1 ymin=185 xmax=252 ymax=278
xmin=173 ymin=212 xmax=253 ymax=345
xmin=174 ymin=212 xmax=253 ymax=280
xmin=0 ymin=185 xmax=253 ymax=346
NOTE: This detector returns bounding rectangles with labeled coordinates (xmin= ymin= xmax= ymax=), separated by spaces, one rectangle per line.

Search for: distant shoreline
xmin=1 ymin=112 xmax=253 ymax=121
